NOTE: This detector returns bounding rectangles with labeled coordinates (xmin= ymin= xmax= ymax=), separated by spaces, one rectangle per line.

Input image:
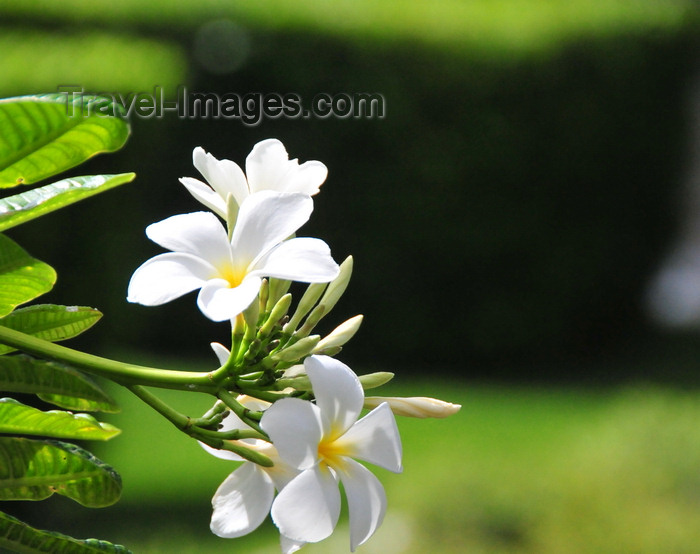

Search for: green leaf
xmin=0 ymin=234 xmax=55 ymax=318
xmin=0 ymin=437 xmax=121 ymax=506
xmin=0 ymin=173 xmax=136 ymax=232
xmin=0 ymin=354 xmax=119 ymax=413
xmin=0 ymin=94 xmax=130 ymax=188
xmin=0 ymin=398 xmax=120 ymax=441
xmin=0 ymin=511 xmax=132 ymax=554
xmin=0 ymin=305 xmax=103 ymax=355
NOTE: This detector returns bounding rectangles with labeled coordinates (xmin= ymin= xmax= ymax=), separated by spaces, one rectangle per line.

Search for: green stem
xmin=128 ymin=385 xmax=192 ymax=430
xmin=129 ymin=385 xmax=272 ymax=466
xmin=195 ymin=426 xmax=266 ymax=441
xmin=218 ymin=389 xmax=267 ymax=437
xmin=0 ymin=325 xmax=217 ymax=391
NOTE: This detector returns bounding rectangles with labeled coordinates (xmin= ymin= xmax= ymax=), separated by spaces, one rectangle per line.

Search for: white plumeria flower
xmin=180 ymin=139 xmax=328 ymax=219
xmin=127 ymin=191 xmax=339 ymax=321
xmin=201 ymin=398 xmax=304 ymax=553
xmin=261 ymin=355 xmax=403 ymax=551
xmin=203 ymin=344 xmax=303 ymax=553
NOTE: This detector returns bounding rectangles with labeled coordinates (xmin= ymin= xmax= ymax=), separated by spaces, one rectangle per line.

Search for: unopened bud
xmin=275 ymin=365 xmax=312 ymax=390
xmin=313 ymin=345 xmax=342 ymax=357
xmin=294 ymin=304 xmax=326 ymax=338
xmin=317 ymin=256 xmax=353 ymax=318
xmin=266 ymin=278 xmax=292 ymax=312
xmin=271 ymin=335 xmax=320 ymax=363
xmin=358 ymin=371 xmax=394 ymax=390
xmin=283 ymin=282 xmax=328 ymax=334
xmin=258 ymin=278 xmax=269 ymax=315
xmin=243 ymin=339 xmax=262 ymax=362
xmin=243 ymin=297 xmax=260 ymax=331
xmin=313 ymin=315 xmax=363 ymax=353
xmin=364 ymin=396 xmax=461 ymax=418
xmin=259 ymin=293 xmax=292 ymax=336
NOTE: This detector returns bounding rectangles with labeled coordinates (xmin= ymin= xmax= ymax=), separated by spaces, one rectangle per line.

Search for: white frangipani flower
xmin=127 ymin=191 xmax=339 ymax=321
xmin=261 ymin=355 xmax=403 ymax=551
xmin=180 ymin=139 xmax=328 ymax=219
xmin=202 ymin=344 xmax=304 ymax=553
xmin=201 ymin=401 xmax=303 ymax=553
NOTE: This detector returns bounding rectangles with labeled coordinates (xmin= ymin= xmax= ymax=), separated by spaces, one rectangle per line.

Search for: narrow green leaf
xmin=0 ymin=173 xmax=136 ymax=232
xmin=0 ymin=437 xmax=121 ymax=507
xmin=0 ymin=398 xmax=120 ymax=441
xmin=0 ymin=511 xmax=132 ymax=554
xmin=0 ymin=234 xmax=55 ymax=317
xmin=0 ymin=305 xmax=103 ymax=355
xmin=0 ymin=354 xmax=119 ymax=413
xmin=0 ymin=94 xmax=130 ymax=188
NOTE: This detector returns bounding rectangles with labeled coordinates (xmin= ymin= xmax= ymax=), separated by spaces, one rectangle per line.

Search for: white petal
xmin=197 ymin=276 xmax=261 ymax=321
xmin=338 ymin=403 xmax=403 ymax=473
xmin=261 ymin=398 xmax=323 ymax=470
xmin=210 ymin=342 xmax=231 ymax=366
xmin=271 ymin=465 xmax=340 ymax=544
xmin=193 ymin=147 xmax=249 ymax=206
xmin=179 ymin=177 xmax=228 ymax=219
xmin=246 ymin=139 xmax=293 ymax=193
xmin=284 ymin=160 xmax=327 ymax=196
xmin=264 ymin=449 xmax=303 ymax=492
xmin=250 ymin=238 xmax=339 ymax=283
xmin=337 ymin=459 xmax=387 ymax=551
xmin=230 ymin=192 xmax=313 ymax=266
xmin=210 ymin=463 xmax=275 ymax=538
xmin=126 ymin=253 xmax=213 ymax=306
xmin=237 ymin=395 xmax=272 ymax=413
xmin=281 ymin=535 xmax=305 ymax=554
xmin=199 ymin=440 xmax=245 ymax=462
xmin=146 ymin=212 xmax=232 ymax=267
xmin=304 ymin=356 xmax=364 ymax=439
xmin=200 ymin=392 xmax=277 ymax=461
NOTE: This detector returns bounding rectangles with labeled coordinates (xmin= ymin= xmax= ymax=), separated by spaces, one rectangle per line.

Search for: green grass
xmin=56 ymin=361 xmax=700 ymax=554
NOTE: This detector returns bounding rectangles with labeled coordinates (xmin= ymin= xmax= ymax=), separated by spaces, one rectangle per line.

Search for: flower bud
xmin=243 ymin=338 xmax=262 ymax=362
xmin=275 ymin=365 xmax=312 ymax=390
xmin=313 ymin=345 xmax=342 ymax=357
xmin=358 ymin=371 xmax=394 ymax=390
xmin=259 ymin=293 xmax=292 ymax=337
xmin=243 ymin=297 xmax=260 ymax=331
xmin=283 ymin=282 xmax=328 ymax=334
xmin=258 ymin=278 xmax=269 ymax=315
xmin=294 ymin=304 xmax=326 ymax=338
xmin=317 ymin=255 xmax=353 ymax=317
xmin=363 ymin=396 xmax=461 ymax=418
xmin=266 ymin=278 xmax=292 ymax=312
xmin=313 ymin=314 xmax=363 ymax=353
xmin=271 ymin=335 xmax=320 ymax=363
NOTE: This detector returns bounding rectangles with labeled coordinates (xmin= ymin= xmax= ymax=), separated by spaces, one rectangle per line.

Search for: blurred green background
xmin=2 ymin=1 xmax=700 ymax=552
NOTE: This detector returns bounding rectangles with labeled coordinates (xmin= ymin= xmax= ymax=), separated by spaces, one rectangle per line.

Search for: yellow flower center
xmin=219 ymin=265 xmax=246 ymax=288
xmin=317 ymin=436 xmax=349 ymax=470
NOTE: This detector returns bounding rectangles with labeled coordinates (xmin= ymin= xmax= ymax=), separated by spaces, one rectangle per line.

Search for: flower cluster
xmin=127 ymin=139 xmax=338 ymax=322
xmin=127 ymin=139 xmax=460 ymax=552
